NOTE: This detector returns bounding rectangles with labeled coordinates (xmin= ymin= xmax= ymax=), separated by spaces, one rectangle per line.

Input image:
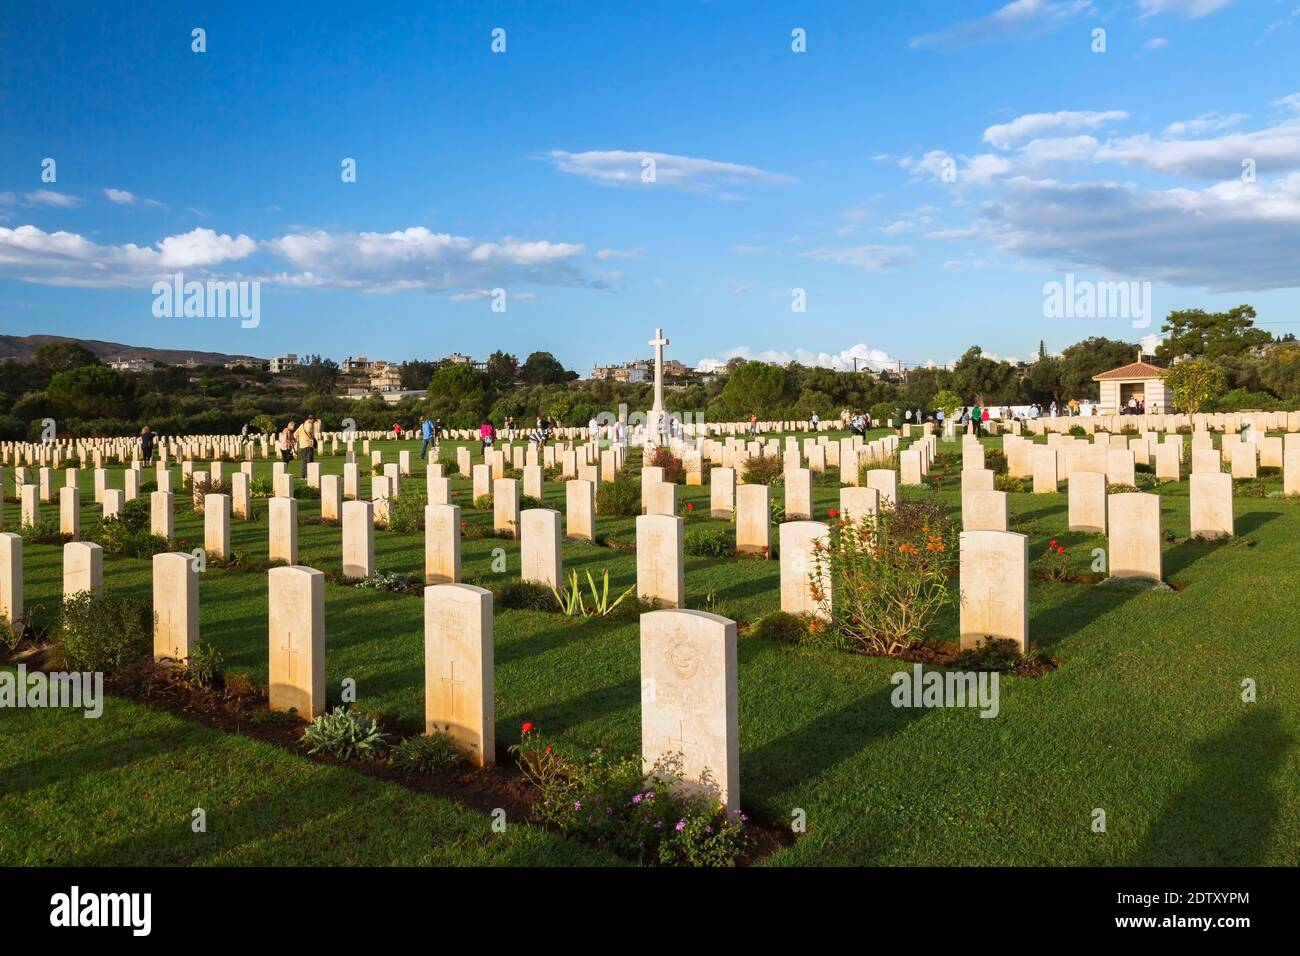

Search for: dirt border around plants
xmin=4 ymin=650 xmax=796 ymax=867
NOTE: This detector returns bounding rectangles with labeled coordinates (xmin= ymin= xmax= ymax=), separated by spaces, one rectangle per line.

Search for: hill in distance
xmin=0 ymin=333 xmax=265 ymax=367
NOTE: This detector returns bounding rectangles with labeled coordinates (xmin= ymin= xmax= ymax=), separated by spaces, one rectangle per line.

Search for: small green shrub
xmin=437 ymin=453 xmax=461 ymax=476
xmin=56 ymin=593 xmax=151 ymax=672
xmin=751 ymin=611 xmax=808 ymax=644
xmin=499 ymin=581 xmax=558 ymax=611
xmin=183 ymin=642 xmax=225 ymax=689
xmin=390 ymin=732 xmax=465 ymax=776
xmin=1068 ymin=425 xmax=1087 ymax=438
xmin=388 ymin=488 xmax=427 ymax=533
xmin=249 ymin=476 xmax=274 ymax=497
xmin=982 ymin=449 xmax=1008 ymax=475
xmin=92 ymin=499 xmax=169 ymax=559
xmin=995 ymin=474 xmax=1027 ymax=493
xmin=740 ymin=455 xmax=784 ymax=486
xmin=300 ymin=707 xmax=390 ymax=760
xmin=19 ymin=516 xmax=67 ymax=546
xmin=684 ymin=527 xmax=734 ymax=557
xmin=954 ymin=637 xmax=1050 ymax=672
xmin=596 ymin=479 xmax=640 ymax=517
xmin=520 ymin=494 xmax=543 ymax=510
xmin=473 ymin=494 xmax=493 ymax=510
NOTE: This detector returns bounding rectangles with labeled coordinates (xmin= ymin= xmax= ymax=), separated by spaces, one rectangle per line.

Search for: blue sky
xmin=2 ymin=0 xmax=1299 ymax=373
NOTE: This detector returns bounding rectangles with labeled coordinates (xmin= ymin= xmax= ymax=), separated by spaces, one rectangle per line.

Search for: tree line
xmin=1 ymin=307 xmax=1295 ymax=440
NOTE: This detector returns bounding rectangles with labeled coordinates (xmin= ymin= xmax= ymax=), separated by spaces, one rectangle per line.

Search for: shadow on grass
xmin=1131 ymin=706 xmax=1292 ymax=865
xmin=500 ymin=675 xmax=641 ymax=741
xmin=742 ymin=682 xmax=931 ymax=797
xmin=1233 ymin=509 xmax=1283 ymax=537
xmin=0 ymin=730 xmax=187 ymax=799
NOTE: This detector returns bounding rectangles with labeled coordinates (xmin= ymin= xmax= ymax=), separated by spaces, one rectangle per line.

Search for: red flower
xmin=521 ymin=721 xmax=534 ymax=734
xmin=686 ymin=502 xmax=694 ymax=511
xmin=1048 ymin=539 xmax=1057 ymax=548
xmin=828 ymin=508 xmax=838 ymax=518
xmin=545 ymin=745 xmax=553 ymax=754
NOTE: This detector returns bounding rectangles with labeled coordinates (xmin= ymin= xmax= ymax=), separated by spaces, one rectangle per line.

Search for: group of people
xmin=475 ymin=414 xmax=558 ymax=453
xmin=277 ymin=415 xmax=322 ymax=477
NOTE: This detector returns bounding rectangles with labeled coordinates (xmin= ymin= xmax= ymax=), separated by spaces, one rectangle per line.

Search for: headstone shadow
xmin=742 ymin=682 xmax=931 ymax=796
xmin=1130 ymin=707 xmax=1291 ymax=865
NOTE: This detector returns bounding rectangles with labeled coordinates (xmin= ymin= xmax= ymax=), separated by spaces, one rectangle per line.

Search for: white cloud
xmin=1018 ymin=134 xmax=1100 ymax=164
xmin=1263 ymin=6 xmax=1300 ymax=38
xmin=901 ymin=149 xmax=1015 ymax=184
xmin=1139 ymin=0 xmax=1236 ymax=18
xmin=979 ymin=172 xmax=1300 ymax=290
xmin=1144 ymin=36 xmax=1169 ymax=49
xmin=1274 ymin=93 xmax=1300 ymax=113
xmin=1162 ymin=112 xmax=1248 ymax=137
xmin=801 ymin=244 xmax=915 ymax=271
xmin=0 ymin=225 xmax=256 ymax=287
xmin=266 ymin=228 xmax=588 ymax=292
xmin=595 ymin=247 xmax=642 ymax=260
xmin=24 ymin=190 xmax=81 ymax=208
xmin=450 ymin=289 xmax=541 ymax=302
xmin=0 ymin=224 xmax=591 ymax=293
xmin=696 ymin=343 xmax=901 ymax=374
xmin=1095 ymin=119 xmax=1300 ymax=178
xmin=964 ymin=153 xmax=1017 ymax=184
xmin=545 ymin=149 xmax=793 ymax=194
xmin=156 ymin=229 xmax=257 ymax=269
xmin=910 ymin=0 xmax=1094 ymax=49
xmin=103 ymin=188 xmax=137 ymax=204
xmin=984 ymin=110 xmax=1128 ymax=149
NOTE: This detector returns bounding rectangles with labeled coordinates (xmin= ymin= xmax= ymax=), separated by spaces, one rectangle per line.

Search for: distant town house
xmin=107 ymin=356 xmax=154 ymax=374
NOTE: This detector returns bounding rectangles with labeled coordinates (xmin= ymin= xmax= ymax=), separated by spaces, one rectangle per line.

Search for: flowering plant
xmin=1037 ymin=539 xmax=1071 ymax=581
xmin=508 ymin=722 xmax=749 ymax=866
xmin=811 ymin=498 xmax=957 ymax=657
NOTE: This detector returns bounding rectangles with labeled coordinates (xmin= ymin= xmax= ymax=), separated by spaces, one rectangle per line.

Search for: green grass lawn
xmin=3 ymin=431 xmax=1298 ymax=866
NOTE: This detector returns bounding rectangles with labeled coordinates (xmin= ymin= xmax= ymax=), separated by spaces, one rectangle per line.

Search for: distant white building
xmin=369 ymin=362 xmax=404 ymax=391
xmin=591 ymin=361 xmax=649 ymax=383
xmin=269 ymin=353 xmax=299 ymax=374
xmin=107 ymin=356 xmax=154 ymax=373
xmin=342 ymin=356 xmax=378 ymax=374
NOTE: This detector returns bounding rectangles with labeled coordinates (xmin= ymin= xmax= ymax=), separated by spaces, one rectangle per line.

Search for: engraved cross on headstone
xmin=668 ymin=719 xmax=697 ymax=758
xmin=281 ymin=627 xmax=300 ymax=683
xmin=442 ymin=659 xmax=465 ymax=717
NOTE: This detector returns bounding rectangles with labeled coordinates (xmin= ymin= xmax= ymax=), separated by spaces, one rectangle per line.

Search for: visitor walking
xmin=139 ymin=425 xmax=154 ymax=463
xmin=295 ymin=415 xmax=318 ymax=478
xmin=418 ymin=415 xmax=435 ymax=461
xmin=810 ymin=411 xmax=820 ymax=431
xmin=280 ymin=421 xmax=297 ymax=464
xmin=480 ymin=418 xmax=495 ymax=454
